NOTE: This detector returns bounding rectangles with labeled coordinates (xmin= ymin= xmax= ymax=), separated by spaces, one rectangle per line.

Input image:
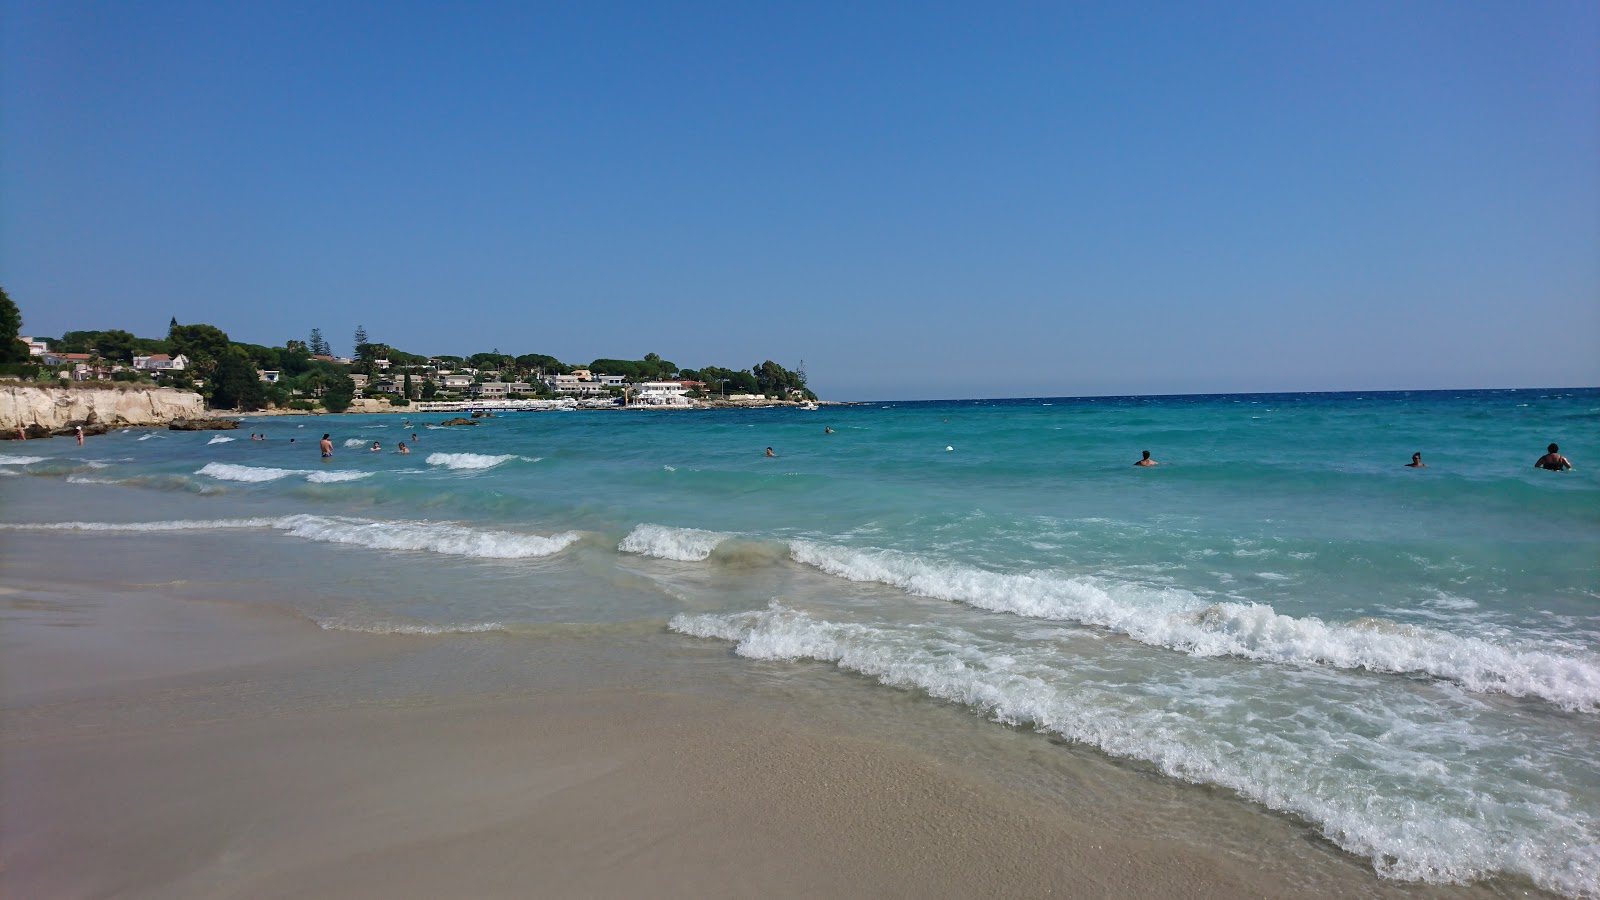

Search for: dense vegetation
xmin=1 ymin=289 xmax=815 ymax=409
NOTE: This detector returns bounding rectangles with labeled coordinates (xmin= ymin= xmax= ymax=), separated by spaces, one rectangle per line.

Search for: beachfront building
xmin=20 ymin=337 xmax=47 ymax=357
xmin=547 ymin=374 xmax=609 ymax=397
xmin=469 ymin=382 xmax=508 ymax=399
xmin=134 ymin=353 xmax=189 ymax=372
xmin=596 ymin=374 xmax=625 ymax=387
xmin=439 ymin=374 xmax=473 ymax=391
xmin=632 ymin=381 xmax=693 ymax=407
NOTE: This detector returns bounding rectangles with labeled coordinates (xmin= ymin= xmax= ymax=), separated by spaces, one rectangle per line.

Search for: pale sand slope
xmin=1 ymin=583 xmax=1515 ymax=900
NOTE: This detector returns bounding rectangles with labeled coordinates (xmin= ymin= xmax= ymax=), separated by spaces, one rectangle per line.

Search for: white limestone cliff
xmin=0 ymin=385 xmax=207 ymax=433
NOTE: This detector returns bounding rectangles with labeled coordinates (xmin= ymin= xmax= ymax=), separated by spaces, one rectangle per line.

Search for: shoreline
xmin=0 ymin=549 xmax=1532 ymax=899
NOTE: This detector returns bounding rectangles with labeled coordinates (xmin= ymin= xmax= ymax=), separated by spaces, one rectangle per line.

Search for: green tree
xmin=403 ymin=369 xmax=413 ymax=399
xmin=515 ymin=353 xmax=568 ymax=375
xmin=95 ymin=329 xmax=138 ymax=364
xmin=0 ymin=286 xmax=26 ymax=363
xmin=209 ymin=348 xmax=267 ymax=410
xmin=352 ymin=324 xmax=368 ymax=359
xmin=421 ymin=378 xmax=438 ymax=400
xmin=323 ymin=373 xmax=356 ymax=413
xmin=167 ymin=322 xmax=231 ymax=373
xmin=308 ymin=328 xmax=328 ymax=356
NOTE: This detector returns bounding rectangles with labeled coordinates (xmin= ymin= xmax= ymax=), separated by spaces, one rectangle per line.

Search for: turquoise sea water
xmin=4 ymin=388 xmax=1597 ymax=895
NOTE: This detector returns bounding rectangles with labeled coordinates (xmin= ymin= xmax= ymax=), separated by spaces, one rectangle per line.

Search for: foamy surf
xmin=313 ymin=619 xmax=509 ymax=635
xmin=671 ymin=603 xmax=1600 ymax=897
xmin=785 ymin=541 xmax=1600 ymax=711
xmin=207 ymin=435 xmax=236 ymax=444
xmin=425 ymin=452 xmax=518 ymax=470
xmin=618 ymin=523 xmax=732 ymax=561
xmin=196 ymin=463 xmax=371 ymax=484
xmin=0 ymin=455 xmax=49 ymax=465
xmin=305 ymin=470 xmax=373 ymax=483
xmin=0 ymin=515 xmax=581 ymax=560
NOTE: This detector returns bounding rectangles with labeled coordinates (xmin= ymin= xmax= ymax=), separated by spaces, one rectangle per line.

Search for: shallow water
xmin=3 ymin=388 xmax=1596 ymax=896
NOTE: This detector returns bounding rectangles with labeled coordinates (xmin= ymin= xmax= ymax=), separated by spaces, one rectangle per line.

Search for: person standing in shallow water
xmin=1134 ymin=450 xmax=1158 ymax=467
xmin=320 ymin=433 xmax=334 ymax=458
xmin=1535 ymin=443 xmax=1573 ymax=471
xmin=1406 ymin=453 xmax=1427 ymax=468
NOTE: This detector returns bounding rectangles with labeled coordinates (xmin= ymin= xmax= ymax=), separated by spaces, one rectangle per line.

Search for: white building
xmin=20 ymin=337 xmax=47 ymax=357
xmin=548 ymin=374 xmax=608 ymax=396
xmin=133 ymin=353 xmax=189 ymax=372
xmin=632 ymin=381 xmax=691 ymax=407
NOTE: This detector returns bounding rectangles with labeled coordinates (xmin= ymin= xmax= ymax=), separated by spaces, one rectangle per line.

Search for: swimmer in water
xmin=370 ymin=440 xmax=382 ymax=452
xmin=1535 ymin=443 xmax=1573 ymax=471
xmin=765 ymin=447 xmax=778 ymax=458
xmin=1134 ymin=450 xmax=1158 ymax=467
xmin=397 ymin=442 xmax=410 ymax=454
xmin=1406 ymin=452 xmax=1426 ymax=468
xmin=825 ymin=426 xmax=835 ymax=434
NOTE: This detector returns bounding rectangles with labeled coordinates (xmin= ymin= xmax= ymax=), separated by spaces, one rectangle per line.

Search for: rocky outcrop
xmin=439 ymin=417 xmax=478 ymax=426
xmin=168 ymin=418 xmax=241 ymax=431
xmin=0 ymin=385 xmax=208 ymax=438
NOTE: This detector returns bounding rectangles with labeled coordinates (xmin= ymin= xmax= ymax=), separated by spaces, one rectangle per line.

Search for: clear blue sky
xmin=3 ymin=1 xmax=1596 ymax=400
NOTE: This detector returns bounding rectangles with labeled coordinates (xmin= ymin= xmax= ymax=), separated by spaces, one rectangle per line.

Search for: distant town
xmin=7 ymin=313 xmax=817 ymax=413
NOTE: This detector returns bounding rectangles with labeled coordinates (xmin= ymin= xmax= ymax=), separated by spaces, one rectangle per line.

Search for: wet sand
xmin=1 ymin=574 xmax=1525 ymax=899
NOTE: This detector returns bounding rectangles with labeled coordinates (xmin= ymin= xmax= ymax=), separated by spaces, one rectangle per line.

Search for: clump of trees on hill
xmin=3 ymin=286 xmax=814 ymax=408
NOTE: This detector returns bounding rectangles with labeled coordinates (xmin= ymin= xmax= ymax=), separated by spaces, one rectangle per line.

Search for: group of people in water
xmin=1129 ymin=444 xmax=1574 ymax=470
xmin=777 ymin=429 xmax=1578 ymax=472
xmin=318 ymin=432 xmax=420 ymax=458
xmin=1402 ymin=444 xmax=1573 ymax=471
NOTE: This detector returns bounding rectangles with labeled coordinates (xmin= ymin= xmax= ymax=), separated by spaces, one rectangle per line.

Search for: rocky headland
xmin=0 ymin=384 xmax=208 ymax=439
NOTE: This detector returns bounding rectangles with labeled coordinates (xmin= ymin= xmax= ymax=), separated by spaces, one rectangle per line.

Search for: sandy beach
xmin=1 ymin=550 xmax=1525 ymax=899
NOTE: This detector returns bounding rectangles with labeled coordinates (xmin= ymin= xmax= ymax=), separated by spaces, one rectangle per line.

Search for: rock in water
xmin=168 ymin=418 xmax=242 ymax=431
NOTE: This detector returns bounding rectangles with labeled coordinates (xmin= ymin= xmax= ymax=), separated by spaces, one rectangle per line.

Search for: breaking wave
xmin=0 ymin=515 xmax=581 ymax=560
xmin=425 ymin=452 xmax=518 ymax=470
xmin=343 ymin=438 xmax=369 ymax=448
xmin=207 ymin=435 xmax=236 ymax=444
xmin=196 ymin=463 xmax=371 ymax=484
xmin=784 ymin=541 xmax=1600 ymax=711
xmin=0 ymin=454 xmax=49 ymax=465
xmin=618 ymin=523 xmax=732 ymax=561
xmin=305 ymin=470 xmax=373 ymax=483
xmin=670 ymin=604 xmax=1599 ymax=896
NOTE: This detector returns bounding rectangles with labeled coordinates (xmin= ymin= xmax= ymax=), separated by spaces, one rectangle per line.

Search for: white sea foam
xmin=314 ymin=619 xmax=508 ymax=635
xmin=207 ymin=435 xmax=236 ymax=444
xmin=671 ymin=604 xmax=1600 ymax=896
xmin=0 ymin=517 xmax=280 ymax=532
xmin=343 ymin=438 xmax=368 ymax=448
xmin=136 ymin=434 xmax=161 ymax=441
xmin=618 ymin=523 xmax=731 ymax=561
xmin=305 ymin=470 xmax=372 ymax=483
xmin=0 ymin=454 xmax=48 ymax=465
xmin=0 ymin=515 xmax=581 ymax=560
xmin=66 ymin=475 xmax=122 ymax=485
xmin=271 ymin=515 xmax=580 ymax=558
xmin=785 ymin=541 xmax=1600 ymax=711
xmin=426 ymin=452 xmax=516 ymax=470
xmin=196 ymin=462 xmax=302 ymax=483
xmin=196 ymin=463 xmax=372 ymax=484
